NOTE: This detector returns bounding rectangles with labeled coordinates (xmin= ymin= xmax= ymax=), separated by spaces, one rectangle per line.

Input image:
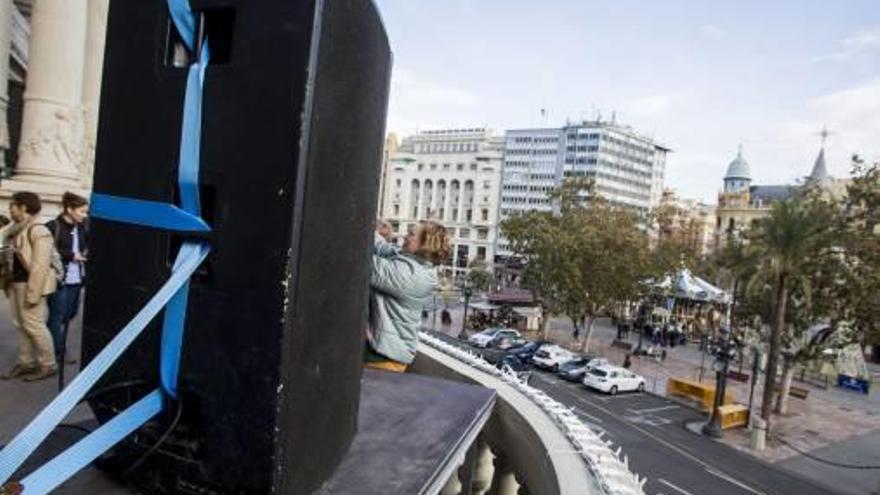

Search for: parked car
xmin=507 ymin=341 xmax=544 ymax=364
xmin=492 ymin=334 xmax=526 ymax=350
xmin=559 ymin=356 xmax=610 ymax=381
xmin=468 ymin=328 xmax=520 ymax=349
xmin=532 ymin=345 xmax=575 ymax=372
xmin=557 ymin=356 xmax=591 ymax=381
xmin=582 ymin=366 xmax=646 ymax=395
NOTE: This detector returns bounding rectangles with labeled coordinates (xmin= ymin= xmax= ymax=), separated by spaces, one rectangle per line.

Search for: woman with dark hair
xmin=45 ymin=192 xmax=89 ymax=364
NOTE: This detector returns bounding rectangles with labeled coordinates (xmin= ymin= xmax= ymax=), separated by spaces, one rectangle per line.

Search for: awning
xmin=469 ymin=302 xmax=501 ymax=312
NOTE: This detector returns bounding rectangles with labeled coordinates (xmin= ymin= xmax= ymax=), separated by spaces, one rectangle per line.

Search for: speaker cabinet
xmin=83 ymin=1 xmax=391 ymax=493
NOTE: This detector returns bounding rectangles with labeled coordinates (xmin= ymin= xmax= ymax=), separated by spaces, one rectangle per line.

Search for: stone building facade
xmin=0 ymin=0 xmax=109 ymax=218
xmin=381 ymin=128 xmax=503 ymax=280
xmin=715 ymin=141 xmax=845 ymax=246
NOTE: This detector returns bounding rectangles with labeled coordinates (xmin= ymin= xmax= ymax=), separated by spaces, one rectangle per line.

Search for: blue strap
xmin=0 ymin=242 xmax=209 ymax=485
xmin=90 ymin=194 xmax=210 ymax=232
xmin=19 ymin=390 xmax=165 ymax=495
xmin=0 ymin=1 xmax=213 ymax=491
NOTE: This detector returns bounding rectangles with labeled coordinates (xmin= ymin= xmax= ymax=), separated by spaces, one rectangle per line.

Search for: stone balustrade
xmin=413 ymin=333 xmax=646 ymax=495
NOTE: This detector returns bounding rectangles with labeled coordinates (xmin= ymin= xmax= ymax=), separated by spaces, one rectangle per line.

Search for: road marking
xmin=706 ymin=467 xmax=762 ymax=494
xmin=572 ymin=408 xmax=604 ymax=424
xmin=628 ymin=405 xmax=680 ymax=414
xmin=659 ymin=478 xmax=695 ymax=495
xmin=536 ymin=379 xmax=767 ymax=495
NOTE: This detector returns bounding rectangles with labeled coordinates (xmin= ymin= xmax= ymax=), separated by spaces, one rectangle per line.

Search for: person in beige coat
xmin=1 ymin=191 xmax=58 ymax=381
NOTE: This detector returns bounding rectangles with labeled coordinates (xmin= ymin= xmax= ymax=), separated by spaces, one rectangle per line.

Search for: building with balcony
xmin=381 ymin=128 xmax=503 ymax=279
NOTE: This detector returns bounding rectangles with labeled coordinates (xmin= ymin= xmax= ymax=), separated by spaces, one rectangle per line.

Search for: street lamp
xmin=703 ymin=328 xmax=734 ymax=438
xmin=458 ymin=284 xmax=473 ymax=340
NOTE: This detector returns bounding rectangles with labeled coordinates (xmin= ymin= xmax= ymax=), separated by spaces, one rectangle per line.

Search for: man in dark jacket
xmin=46 ymin=192 xmax=89 ymax=363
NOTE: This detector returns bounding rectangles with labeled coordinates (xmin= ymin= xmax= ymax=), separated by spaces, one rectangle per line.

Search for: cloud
xmin=385 ymin=67 xmax=481 ymax=134
xmin=812 ymin=26 xmax=880 ymax=63
xmin=699 ymin=24 xmax=726 ymax=41
xmin=776 ymin=79 xmax=880 ymax=174
xmin=626 ymin=93 xmax=674 ymax=116
xmin=390 ymin=67 xmax=479 ymax=106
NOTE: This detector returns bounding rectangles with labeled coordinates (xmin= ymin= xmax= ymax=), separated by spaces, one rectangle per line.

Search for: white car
xmin=532 ymin=345 xmax=575 ymax=372
xmin=468 ymin=328 xmax=520 ymax=349
xmin=582 ymin=365 xmax=645 ymax=395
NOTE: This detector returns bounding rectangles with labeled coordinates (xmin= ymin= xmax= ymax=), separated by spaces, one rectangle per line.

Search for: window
xmin=477 ymin=228 xmax=488 ymax=240
xmin=446 ymin=227 xmax=456 ymax=237
xmin=470 ymin=163 xmax=478 ymax=171
xmin=483 ymin=180 xmax=491 ymax=189
xmin=417 ymin=163 xmax=424 ymax=171
xmin=466 ymin=209 xmax=473 ymax=222
xmin=430 ymin=163 xmax=437 ymax=170
xmin=481 ymin=209 xmax=489 ymax=221
xmin=443 ymin=163 xmax=451 ymax=170
xmin=395 ymin=179 xmax=401 ymax=188
xmin=477 ymin=247 xmax=487 ymax=261
xmin=459 ymin=228 xmax=470 ymax=239
xmin=392 ymin=205 xmax=399 ymax=216
xmin=412 ymin=207 xmax=418 ymax=218
xmin=457 ymin=163 xmax=464 ymax=171
xmin=452 ymin=208 xmax=459 ymax=221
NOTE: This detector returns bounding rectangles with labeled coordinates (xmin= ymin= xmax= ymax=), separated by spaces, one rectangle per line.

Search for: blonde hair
xmin=415 ymin=221 xmax=450 ymax=265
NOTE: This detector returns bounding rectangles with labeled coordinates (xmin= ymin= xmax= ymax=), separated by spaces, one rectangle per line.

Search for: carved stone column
xmin=471 ymin=441 xmax=495 ymax=495
xmin=488 ymin=453 xmax=520 ymax=495
xmin=79 ymin=0 xmax=109 ymax=188
xmin=0 ymin=0 xmax=13 ymax=168
xmin=10 ymin=0 xmax=88 ymax=187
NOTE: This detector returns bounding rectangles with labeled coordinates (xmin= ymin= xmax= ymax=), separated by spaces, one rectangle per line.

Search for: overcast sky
xmin=372 ymin=0 xmax=880 ymax=202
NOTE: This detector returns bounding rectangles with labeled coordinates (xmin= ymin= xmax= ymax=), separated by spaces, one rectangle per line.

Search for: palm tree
xmin=750 ymin=198 xmax=830 ymax=424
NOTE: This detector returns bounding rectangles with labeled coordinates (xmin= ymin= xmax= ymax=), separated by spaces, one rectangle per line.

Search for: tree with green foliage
xmin=501 ymin=177 xmax=650 ymax=351
xmin=466 ymin=261 xmax=494 ymax=293
xmin=746 ymin=197 xmax=833 ymax=424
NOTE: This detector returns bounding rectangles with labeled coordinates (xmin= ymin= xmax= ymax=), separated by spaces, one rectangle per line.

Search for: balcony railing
xmin=411 ymin=333 xmax=646 ymax=495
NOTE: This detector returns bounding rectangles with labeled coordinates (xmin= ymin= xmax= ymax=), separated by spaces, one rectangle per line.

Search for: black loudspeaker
xmin=83 ymin=1 xmax=391 ymax=493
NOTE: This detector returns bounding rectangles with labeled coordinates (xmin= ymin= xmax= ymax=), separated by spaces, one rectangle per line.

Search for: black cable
xmin=773 ymin=435 xmax=880 ymax=470
xmin=56 ymin=423 xmax=93 ymax=436
xmin=82 ymin=379 xmax=149 ymax=404
xmin=122 ymin=400 xmax=184 ymax=477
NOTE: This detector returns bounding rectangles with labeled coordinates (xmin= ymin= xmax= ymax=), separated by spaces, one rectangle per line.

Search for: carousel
xmin=646 ymin=268 xmax=731 ymax=342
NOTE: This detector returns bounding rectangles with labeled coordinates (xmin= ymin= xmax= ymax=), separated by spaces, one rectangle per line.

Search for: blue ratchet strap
xmin=0 ymin=1 xmax=211 ymax=492
xmin=90 ymin=195 xmax=210 ymax=233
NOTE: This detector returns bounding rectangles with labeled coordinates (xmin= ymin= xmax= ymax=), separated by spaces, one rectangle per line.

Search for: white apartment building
xmin=381 ymin=128 xmax=503 ymax=279
xmin=498 ymin=120 xmax=668 ymax=255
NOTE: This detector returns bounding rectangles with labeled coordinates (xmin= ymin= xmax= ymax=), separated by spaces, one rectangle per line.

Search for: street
xmin=529 ymin=371 xmax=838 ymax=495
xmin=428 ymin=329 xmax=842 ymax=495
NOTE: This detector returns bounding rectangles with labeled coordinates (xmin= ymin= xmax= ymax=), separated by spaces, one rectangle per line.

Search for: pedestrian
xmin=623 ymin=353 xmax=632 ymax=369
xmin=46 ymin=192 xmax=89 ymax=364
xmin=1 ymin=192 xmax=58 ymax=381
xmin=365 ymin=220 xmax=449 ymax=373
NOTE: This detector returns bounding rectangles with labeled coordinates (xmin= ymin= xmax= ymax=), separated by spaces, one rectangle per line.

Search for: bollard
xmin=749 ymin=417 xmax=767 ymax=451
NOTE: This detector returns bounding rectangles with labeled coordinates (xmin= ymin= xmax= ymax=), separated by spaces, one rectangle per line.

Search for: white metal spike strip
xmin=419 ymin=332 xmax=647 ymax=495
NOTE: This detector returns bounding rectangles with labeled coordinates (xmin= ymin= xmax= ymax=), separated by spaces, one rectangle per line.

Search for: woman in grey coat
xmin=365 ymin=221 xmax=450 ymax=372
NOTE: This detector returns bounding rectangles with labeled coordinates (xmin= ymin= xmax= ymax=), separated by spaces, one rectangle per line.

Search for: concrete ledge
xmin=413 ymin=343 xmax=603 ymax=495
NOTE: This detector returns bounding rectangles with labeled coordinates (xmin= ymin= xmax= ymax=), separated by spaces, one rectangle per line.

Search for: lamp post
xmin=432 ymin=292 xmax=438 ymax=330
xmin=458 ymin=284 xmax=473 ymax=340
xmin=703 ymin=328 xmax=733 ymax=438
